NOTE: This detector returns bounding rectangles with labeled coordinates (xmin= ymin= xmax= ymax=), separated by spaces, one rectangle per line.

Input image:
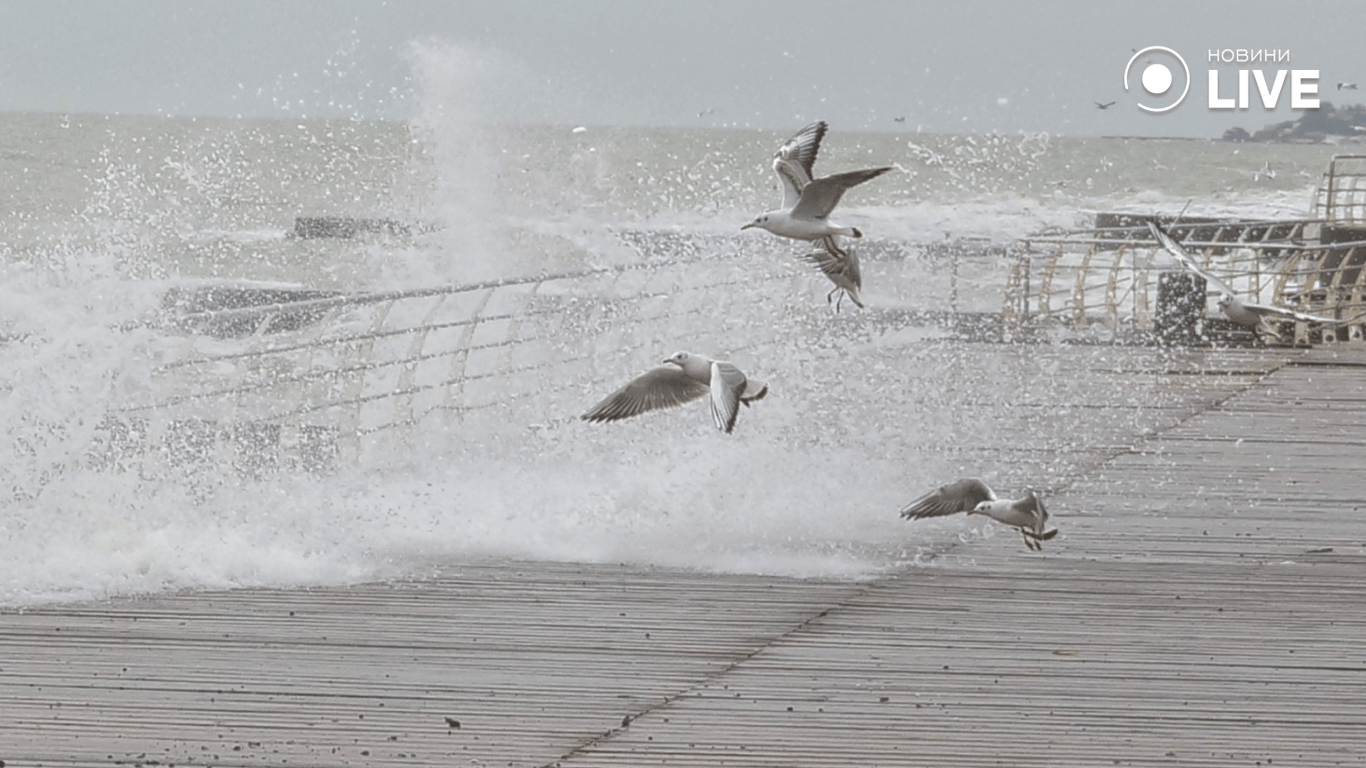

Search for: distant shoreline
xmin=1100 ymin=135 xmax=1212 ymax=142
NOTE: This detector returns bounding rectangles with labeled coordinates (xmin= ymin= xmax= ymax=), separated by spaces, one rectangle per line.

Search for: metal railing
xmin=1312 ymin=154 xmax=1366 ymax=228
xmin=1004 ymin=219 xmax=1366 ymax=344
xmin=95 ymin=239 xmax=823 ymax=473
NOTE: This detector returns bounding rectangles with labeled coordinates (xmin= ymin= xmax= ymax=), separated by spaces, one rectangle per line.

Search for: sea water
xmin=0 ymin=47 xmax=1352 ymax=607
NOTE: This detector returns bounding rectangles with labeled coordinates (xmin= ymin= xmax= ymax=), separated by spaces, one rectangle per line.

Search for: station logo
xmin=1122 ymin=47 xmax=1319 ymax=113
xmin=1123 ymin=46 xmax=1190 ymax=113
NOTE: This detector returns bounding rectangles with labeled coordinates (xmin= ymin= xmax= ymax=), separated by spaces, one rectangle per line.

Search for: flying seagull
xmin=742 ymin=120 xmax=893 ymax=242
xmin=803 ymin=235 xmax=864 ymax=311
xmin=581 ymin=351 xmax=768 ymax=434
xmin=899 ymin=478 xmax=1058 ymax=551
xmin=1147 ymin=220 xmax=1342 ymax=340
xmin=1095 ymin=101 xmax=1116 ymax=110
xmin=1338 ymin=82 xmax=1359 ymax=90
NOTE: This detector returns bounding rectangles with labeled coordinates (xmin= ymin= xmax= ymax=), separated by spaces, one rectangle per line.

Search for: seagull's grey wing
xmin=582 ymin=365 xmax=710 ymax=423
xmin=1243 ymin=302 xmax=1342 ymax=325
xmin=790 ymin=166 xmax=893 ymax=220
xmin=1147 ymin=220 xmax=1237 ymax=297
xmin=900 ymin=477 xmax=995 ymax=520
xmin=773 ymin=121 xmax=827 ymax=208
xmin=708 ymin=361 xmax=748 ymax=433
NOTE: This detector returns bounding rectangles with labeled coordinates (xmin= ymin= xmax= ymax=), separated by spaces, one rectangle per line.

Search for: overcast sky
xmin=1 ymin=0 xmax=1362 ymax=137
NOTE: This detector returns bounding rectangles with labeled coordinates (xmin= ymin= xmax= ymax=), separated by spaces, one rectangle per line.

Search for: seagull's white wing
xmin=772 ymin=121 xmax=826 ymax=208
xmin=1147 ymin=220 xmax=1238 ymax=297
xmin=708 ymin=361 xmax=748 ymax=433
xmin=899 ymin=478 xmax=996 ymax=520
xmin=790 ymin=166 xmax=893 ymax=221
xmin=582 ymin=366 xmax=710 ymax=423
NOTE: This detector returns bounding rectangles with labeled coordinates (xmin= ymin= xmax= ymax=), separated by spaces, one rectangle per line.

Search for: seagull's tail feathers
xmin=741 ymin=380 xmax=768 ymax=406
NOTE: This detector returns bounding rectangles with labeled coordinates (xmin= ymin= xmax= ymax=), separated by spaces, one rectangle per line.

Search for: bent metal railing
xmin=99 ymin=246 xmax=817 ymax=474
xmin=81 ymin=216 xmax=1366 ymax=478
xmin=1003 ymin=218 xmax=1366 ymax=345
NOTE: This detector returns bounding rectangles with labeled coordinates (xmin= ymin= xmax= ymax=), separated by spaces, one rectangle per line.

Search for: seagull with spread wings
xmin=581 ymin=351 xmax=768 ymax=434
xmin=742 ymin=120 xmax=892 ymax=242
xmin=742 ymin=121 xmax=889 ymax=310
xmin=899 ymin=478 xmax=1058 ymax=551
xmin=1147 ymin=220 xmax=1342 ymax=341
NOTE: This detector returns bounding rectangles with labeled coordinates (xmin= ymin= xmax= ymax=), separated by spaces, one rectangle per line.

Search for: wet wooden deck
xmin=4 ymin=345 xmax=1366 ymax=767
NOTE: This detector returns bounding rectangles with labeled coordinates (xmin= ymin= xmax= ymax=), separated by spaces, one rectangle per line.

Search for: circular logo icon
xmin=1124 ymin=46 xmax=1190 ymax=113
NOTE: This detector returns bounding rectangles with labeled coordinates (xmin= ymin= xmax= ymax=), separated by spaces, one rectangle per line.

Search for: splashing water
xmin=0 ymin=43 xmax=1346 ymax=608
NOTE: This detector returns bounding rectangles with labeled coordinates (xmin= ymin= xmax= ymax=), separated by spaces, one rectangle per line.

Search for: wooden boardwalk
xmin=4 ymin=345 xmax=1366 ymax=767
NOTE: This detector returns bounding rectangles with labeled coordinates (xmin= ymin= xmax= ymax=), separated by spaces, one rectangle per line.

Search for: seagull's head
xmin=968 ymin=501 xmax=992 ymax=517
xmin=1216 ymin=294 xmax=1234 ymax=311
xmin=663 ymin=351 xmax=691 ymax=367
xmin=741 ymin=215 xmax=769 ymax=232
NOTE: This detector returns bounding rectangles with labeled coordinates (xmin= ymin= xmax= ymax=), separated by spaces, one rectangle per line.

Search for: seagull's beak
xmin=740 ymin=221 xmax=756 ymax=231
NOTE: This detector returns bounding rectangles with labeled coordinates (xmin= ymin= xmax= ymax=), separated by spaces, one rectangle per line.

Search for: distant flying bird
xmin=893 ymin=116 xmax=906 ymax=123
xmin=1095 ymin=101 xmax=1116 ymax=110
xmin=1338 ymin=82 xmax=1359 ymax=90
xmin=1147 ymin=220 xmax=1343 ymax=341
xmin=741 ymin=120 xmax=893 ymax=242
xmin=698 ymin=107 xmax=719 ymax=117
xmin=581 ymin=351 xmax=767 ymax=434
xmin=802 ymin=236 xmax=864 ymax=311
xmin=899 ymin=478 xmax=1058 ymax=551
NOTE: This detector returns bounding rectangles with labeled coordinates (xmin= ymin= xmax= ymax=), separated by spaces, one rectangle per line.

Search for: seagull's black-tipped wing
xmin=899 ymin=478 xmax=995 ymax=520
xmin=581 ymin=366 xmax=710 ymax=423
xmin=773 ymin=121 xmax=828 ymax=207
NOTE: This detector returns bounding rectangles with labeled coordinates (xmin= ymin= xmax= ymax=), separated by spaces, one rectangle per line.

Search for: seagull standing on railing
xmin=1147 ymin=220 xmax=1341 ymax=341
